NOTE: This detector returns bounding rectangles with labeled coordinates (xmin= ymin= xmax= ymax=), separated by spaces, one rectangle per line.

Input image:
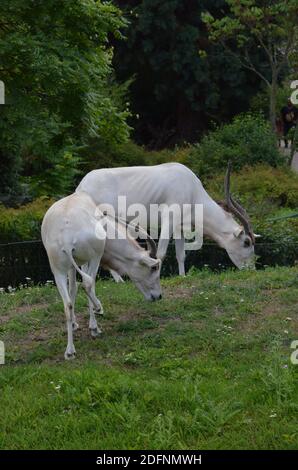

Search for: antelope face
xmin=222 ymin=162 xmax=257 ymax=269
xmin=226 ymin=228 xmax=255 ymax=269
xmin=126 ymin=254 xmax=162 ymax=301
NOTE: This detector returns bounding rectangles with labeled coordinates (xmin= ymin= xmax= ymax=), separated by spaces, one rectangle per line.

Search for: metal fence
xmin=0 ymin=239 xmax=297 ymax=289
xmin=0 ymin=240 xmax=53 ymax=288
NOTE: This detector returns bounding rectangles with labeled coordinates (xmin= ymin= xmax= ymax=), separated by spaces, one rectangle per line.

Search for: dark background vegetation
xmin=113 ymin=0 xmax=264 ymax=147
xmin=0 ymin=0 xmax=297 ymax=287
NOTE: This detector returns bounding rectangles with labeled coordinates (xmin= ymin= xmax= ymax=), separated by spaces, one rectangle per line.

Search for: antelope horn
xmin=224 ymin=162 xmax=255 ymax=244
xmin=145 ymin=237 xmax=158 ymax=259
xmin=115 ymin=215 xmax=158 ymax=259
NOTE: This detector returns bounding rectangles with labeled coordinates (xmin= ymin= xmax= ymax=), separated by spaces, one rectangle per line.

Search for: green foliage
xmin=202 ymin=0 xmax=298 ymax=128
xmin=83 ymin=140 xmax=192 ymax=172
xmin=188 ymin=114 xmax=283 ymax=179
xmin=0 ymin=198 xmax=54 ymax=243
xmin=207 ymin=164 xmax=298 ymax=209
xmin=0 ymin=120 xmax=23 ymax=197
xmin=205 ymin=164 xmax=298 ymax=267
xmin=82 ymin=140 xmax=147 ymax=171
xmin=250 ymin=85 xmax=292 ymax=118
xmin=24 ymin=149 xmax=81 ymax=199
xmin=0 ymin=0 xmax=130 ymax=198
xmin=113 ymin=0 xmax=263 ymax=146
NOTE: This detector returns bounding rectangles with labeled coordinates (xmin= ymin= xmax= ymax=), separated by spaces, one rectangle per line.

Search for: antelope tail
xmin=63 ymin=248 xmax=93 ymax=289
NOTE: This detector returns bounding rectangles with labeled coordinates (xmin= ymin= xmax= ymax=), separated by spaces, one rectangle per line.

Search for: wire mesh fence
xmin=0 ymin=239 xmax=297 ymax=289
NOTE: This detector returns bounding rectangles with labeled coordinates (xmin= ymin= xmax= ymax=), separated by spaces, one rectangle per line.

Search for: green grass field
xmin=0 ymin=267 xmax=297 ymax=450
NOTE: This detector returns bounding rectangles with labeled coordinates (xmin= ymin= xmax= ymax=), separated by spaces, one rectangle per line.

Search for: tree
xmin=0 ymin=0 xmax=130 ymax=199
xmin=113 ymin=0 xmax=263 ymax=147
xmin=202 ymin=0 xmax=298 ymax=130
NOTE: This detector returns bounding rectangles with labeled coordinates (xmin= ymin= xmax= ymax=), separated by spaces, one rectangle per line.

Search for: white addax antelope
xmin=41 ymin=191 xmax=161 ymax=360
xmin=76 ymin=162 xmax=258 ymax=276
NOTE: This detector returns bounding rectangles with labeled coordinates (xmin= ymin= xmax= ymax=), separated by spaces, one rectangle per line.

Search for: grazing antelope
xmin=76 ymin=162 xmax=257 ymax=276
xmin=41 ymin=191 xmax=161 ymax=360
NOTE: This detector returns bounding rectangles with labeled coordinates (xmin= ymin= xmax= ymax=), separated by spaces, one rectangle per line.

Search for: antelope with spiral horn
xmin=76 ymin=162 xmax=258 ymax=274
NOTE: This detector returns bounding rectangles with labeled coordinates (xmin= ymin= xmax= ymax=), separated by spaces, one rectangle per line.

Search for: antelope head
xmin=221 ymin=162 xmax=258 ymax=269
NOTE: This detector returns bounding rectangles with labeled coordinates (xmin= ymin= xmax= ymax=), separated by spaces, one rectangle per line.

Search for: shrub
xmin=187 ymin=114 xmax=283 ymax=180
xmin=23 ymin=144 xmax=80 ymax=199
xmin=82 ymin=141 xmax=147 ymax=172
xmin=205 ymin=164 xmax=298 ymax=267
xmin=81 ymin=140 xmax=192 ymax=173
xmin=206 ymin=165 xmax=298 ymax=211
xmin=145 ymin=146 xmax=192 ymax=166
xmin=0 ymin=197 xmax=54 ymax=244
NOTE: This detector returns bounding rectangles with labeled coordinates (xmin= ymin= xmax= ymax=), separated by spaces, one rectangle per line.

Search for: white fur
xmin=41 ymin=192 xmax=161 ymax=360
xmin=76 ymin=163 xmax=255 ymax=273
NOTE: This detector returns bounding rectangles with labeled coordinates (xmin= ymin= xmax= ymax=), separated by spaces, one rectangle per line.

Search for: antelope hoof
xmin=64 ymin=349 xmax=76 ymax=360
xmin=95 ymin=306 xmax=104 ymax=316
xmin=90 ymin=327 xmax=102 ymax=338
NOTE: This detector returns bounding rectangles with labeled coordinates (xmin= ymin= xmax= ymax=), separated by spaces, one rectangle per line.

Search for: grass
xmin=0 ymin=266 xmax=297 ymax=450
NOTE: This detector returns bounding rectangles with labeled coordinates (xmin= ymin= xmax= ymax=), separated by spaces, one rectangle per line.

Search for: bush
xmin=81 ymin=140 xmax=192 ymax=173
xmin=187 ymin=114 xmax=283 ymax=180
xmin=205 ymin=164 xmax=298 ymax=267
xmin=82 ymin=141 xmax=147 ymax=172
xmin=206 ymin=165 xmax=298 ymax=211
xmin=26 ymin=154 xmax=80 ymax=199
xmin=0 ymin=198 xmax=54 ymax=244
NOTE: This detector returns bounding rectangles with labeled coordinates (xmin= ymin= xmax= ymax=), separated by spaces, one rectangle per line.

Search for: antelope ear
xmin=233 ymin=227 xmax=244 ymax=238
xmin=141 ymin=256 xmax=160 ymax=269
xmin=254 ymin=233 xmax=261 ymax=238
